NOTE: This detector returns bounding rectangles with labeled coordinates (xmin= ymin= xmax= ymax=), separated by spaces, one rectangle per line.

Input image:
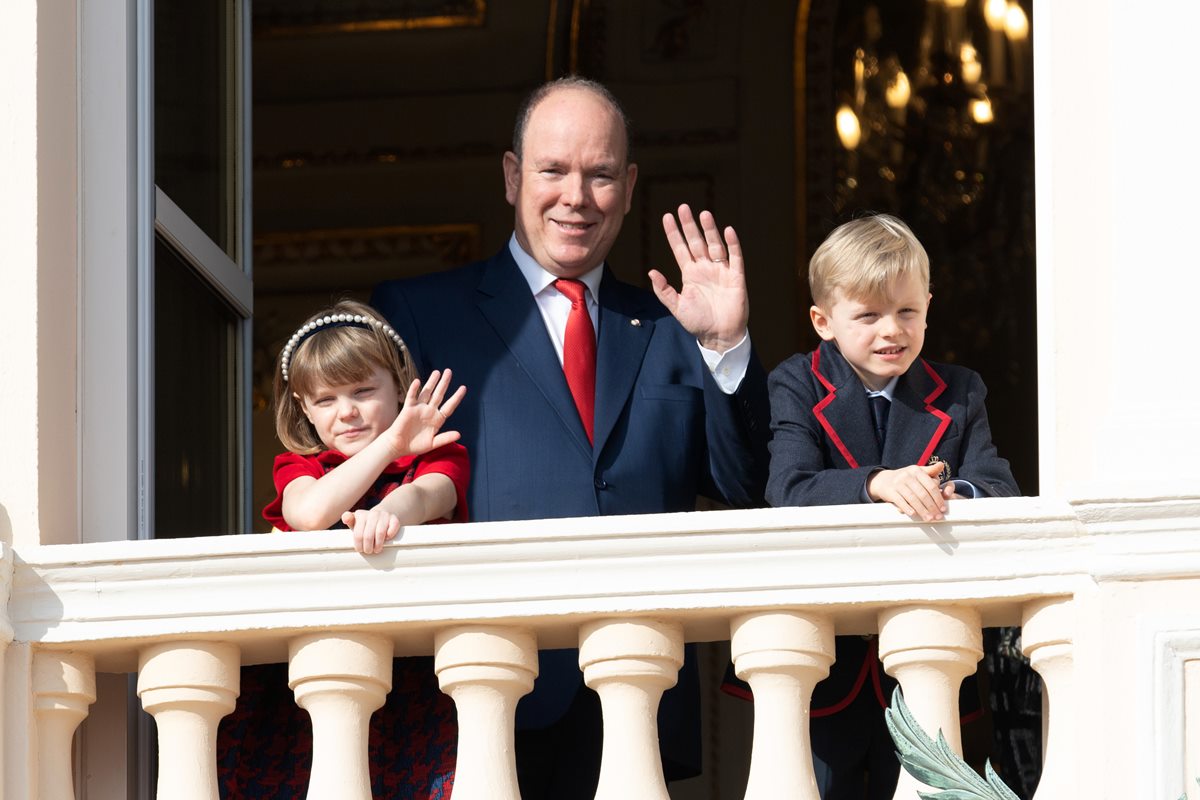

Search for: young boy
xmin=751 ymin=214 xmax=1019 ymax=799
xmin=768 ymin=213 xmax=1018 ymax=515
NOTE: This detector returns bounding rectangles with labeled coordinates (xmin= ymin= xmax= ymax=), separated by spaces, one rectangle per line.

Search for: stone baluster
xmin=579 ymin=618 xmax=684 ymax=800
xmin=289 ymin=632 xmax=392 ymax=800
xmin=434 ymin=626 xmax=537 ymax=800
xmin=33 ymin=650 xmax=97 ymax=800
xmin=730 ymin=611 xmax=835 ymax=800
xmin=878 ymin=605 xmax=982 ymax=800
xmin=1022 ymin=597 xmax=1075 ymax=799
xmin=137 ymin=641 xmax=240 ymax=800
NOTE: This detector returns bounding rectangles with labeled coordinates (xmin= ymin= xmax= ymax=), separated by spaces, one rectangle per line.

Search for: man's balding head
xmin=512 ymin=77 xmax=632 ymax=165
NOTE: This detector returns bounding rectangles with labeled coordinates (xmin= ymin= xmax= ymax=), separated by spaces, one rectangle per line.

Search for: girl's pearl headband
xmin=280 ymin=313 xmax=407 ymax=382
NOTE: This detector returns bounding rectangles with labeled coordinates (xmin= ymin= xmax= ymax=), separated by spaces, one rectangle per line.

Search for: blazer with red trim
xmin=766 ymin=339 xmax=1018 ymax=508
xmin=755 ymin=339 xmax=1018 ymax=715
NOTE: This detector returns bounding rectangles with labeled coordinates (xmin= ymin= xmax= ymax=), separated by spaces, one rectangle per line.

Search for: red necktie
xmin=555 ymin=279 xmax=596 ymax=444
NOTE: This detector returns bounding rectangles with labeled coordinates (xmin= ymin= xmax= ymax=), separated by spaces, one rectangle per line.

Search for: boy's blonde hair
xmin=273 ymin=299 xmax=417 ymax=454
xmin=808 ymin=214 xmax=930 ymax=307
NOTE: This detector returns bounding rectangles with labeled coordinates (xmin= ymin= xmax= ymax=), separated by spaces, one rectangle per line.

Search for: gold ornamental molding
xmin=254 ymin=224 xmax=481 ymax=272
xmin=255 ymin=141 xmax=500 ymax=172
xmin=255 ymin=0 xmax=486 ymax=38
xmin=544 ymin=0 xmax=593 ymax=80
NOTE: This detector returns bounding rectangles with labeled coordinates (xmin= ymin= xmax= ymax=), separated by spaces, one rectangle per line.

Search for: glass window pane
xmin=155 ymin=0 xmax=235 ymax=258
xmin=154 ymin=237 xmax=239 ymax=537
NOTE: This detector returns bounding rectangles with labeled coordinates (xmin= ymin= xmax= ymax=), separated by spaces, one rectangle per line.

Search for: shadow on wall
xmin=0 ymin=503 xmax=11 ymax=546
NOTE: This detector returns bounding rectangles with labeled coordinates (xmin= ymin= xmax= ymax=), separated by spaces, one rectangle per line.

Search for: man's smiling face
xmin=502 ymin=86 xmax=638 ymax=278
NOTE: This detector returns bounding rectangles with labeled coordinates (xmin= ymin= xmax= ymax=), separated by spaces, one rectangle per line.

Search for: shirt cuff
xmin=697 ymin=332 xmax=751 ymax=395
xmin=862 ymin=468 xmax=883 ymax=503
xmin=946 ymin=479 xmax=980 ymax=499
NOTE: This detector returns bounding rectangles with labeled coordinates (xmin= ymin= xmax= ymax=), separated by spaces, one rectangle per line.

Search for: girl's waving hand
xmin=385 ymin=369 xmax=467 ymax=459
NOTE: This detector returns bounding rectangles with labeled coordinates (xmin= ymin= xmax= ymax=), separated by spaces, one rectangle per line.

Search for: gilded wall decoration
xmin=254 ymin=0 xmax=486 ymax=37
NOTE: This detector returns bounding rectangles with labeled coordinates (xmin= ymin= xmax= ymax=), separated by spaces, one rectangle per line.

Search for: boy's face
xmin=810 ymin=273 xmax=930 ymax=391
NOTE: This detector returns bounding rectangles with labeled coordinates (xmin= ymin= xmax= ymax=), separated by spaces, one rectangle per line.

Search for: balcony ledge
xmin=5 ymin=494 xmax=1198 ymax=671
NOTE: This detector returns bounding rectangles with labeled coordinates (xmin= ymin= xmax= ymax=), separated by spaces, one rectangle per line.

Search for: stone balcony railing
xmin=2 ymin=493 xmax=1199 ymax=799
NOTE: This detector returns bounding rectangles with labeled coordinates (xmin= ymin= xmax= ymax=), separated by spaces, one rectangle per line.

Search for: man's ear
xmin=623 ymin=162 xmax=638 ymax=214
xmin=502 ymin=151 xmax=521 ymax=206
xmin=810 ymin=305 xmax=836 ymax=341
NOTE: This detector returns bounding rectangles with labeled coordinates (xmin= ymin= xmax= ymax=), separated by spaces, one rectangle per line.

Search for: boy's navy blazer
xmin=766 ymin=339 xmax=1018 ymax=508
xmin=371 ymin=246 xmax=770 ymax=744
xmin=758 ymin=338 xmax=1017 ymax=714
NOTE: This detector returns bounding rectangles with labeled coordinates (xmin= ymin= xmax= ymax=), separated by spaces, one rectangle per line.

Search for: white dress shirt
xmin=507 ymin=234 xmax=750 ymax=394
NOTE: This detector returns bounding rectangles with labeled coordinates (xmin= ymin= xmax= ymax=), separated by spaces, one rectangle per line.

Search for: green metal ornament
xmin=884 ymin=688 xmax=1020 ymax=800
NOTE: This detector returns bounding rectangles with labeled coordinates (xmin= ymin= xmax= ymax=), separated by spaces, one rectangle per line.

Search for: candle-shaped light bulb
xmin=886 ymin=71 xmax=912 ymax=109
xmin=970 ymin=97 xmax=994 ymax=124
xmin=984 ymin=0 xmax=1008 ymax=30
xmin=985 ymin=0 xmax=1008 ymax=85
xmin=960 ymin=43 xmax=982 ymax=84
xmin=1005 ymin=4 xmax=1029 ymax=40
xmin=836 ymin=105 xmax=862 ymax=150
xmin=854 ymin=49 xmax=866 ymax=108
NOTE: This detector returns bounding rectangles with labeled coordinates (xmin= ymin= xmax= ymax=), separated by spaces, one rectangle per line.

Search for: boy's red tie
xmin=555 ymin=278 xmax=596 ymax=444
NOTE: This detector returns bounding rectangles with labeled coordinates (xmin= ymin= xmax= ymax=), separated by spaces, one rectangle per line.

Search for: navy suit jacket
xmin=371 ymin=246 xmax=770 ymax=761
xmin=761 ymin=339 xmax=1018 ymax=712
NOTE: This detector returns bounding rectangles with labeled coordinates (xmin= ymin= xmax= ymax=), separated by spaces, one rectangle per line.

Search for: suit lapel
xmin=593 ymin=272 xmax=654 ymax=456
xmin=810 ymin=342 xmax=881 ymax=468
xmin=884 ymin=359 xmax=952 ymax=467
xmin=475 ymin=251 xmax=593 ymax=458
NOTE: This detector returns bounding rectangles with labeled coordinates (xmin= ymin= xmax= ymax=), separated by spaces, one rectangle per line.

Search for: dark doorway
xmin=247 ymin=4 xmax=1039 ymax=798
xmin=249 ymin=1 xmax=1036 ymax=521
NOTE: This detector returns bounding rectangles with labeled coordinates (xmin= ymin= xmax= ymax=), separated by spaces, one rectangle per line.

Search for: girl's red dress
xmin=216 ymin=444 xmax=469 ymax=799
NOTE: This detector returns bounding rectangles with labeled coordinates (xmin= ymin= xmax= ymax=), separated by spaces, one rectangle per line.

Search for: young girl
xmin=265 ymin=298 xmax=468 ymax=550
xmin=217 ymin=299 xmax=468 ymax=799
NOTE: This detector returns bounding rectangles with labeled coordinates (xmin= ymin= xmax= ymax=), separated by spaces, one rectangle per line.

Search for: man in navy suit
xmin=372 ymin=77 xmax=769 ymax=798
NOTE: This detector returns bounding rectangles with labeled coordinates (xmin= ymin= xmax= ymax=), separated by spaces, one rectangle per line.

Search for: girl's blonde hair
xmin=273 ymin=299 xmax=417 ymax=454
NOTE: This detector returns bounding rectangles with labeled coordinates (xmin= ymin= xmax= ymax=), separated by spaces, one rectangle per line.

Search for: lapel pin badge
xmin=926 ymin=455 xmax=951 ymax=483
xmin=630 ymin=318 xmax=641 ymax=327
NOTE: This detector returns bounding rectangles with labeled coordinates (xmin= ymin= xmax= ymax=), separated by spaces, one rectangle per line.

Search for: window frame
xmin=134 ymin=0 xmax=254 ymax=541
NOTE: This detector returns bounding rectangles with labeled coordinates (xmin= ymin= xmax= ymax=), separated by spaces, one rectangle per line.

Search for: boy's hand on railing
xmin=866 ymin=462 xmax=951 ymax=521
xmin=342 ymin=507 xmax=402 ymax=554
xmin=386 ymin=368 xmax=466 ymax=458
